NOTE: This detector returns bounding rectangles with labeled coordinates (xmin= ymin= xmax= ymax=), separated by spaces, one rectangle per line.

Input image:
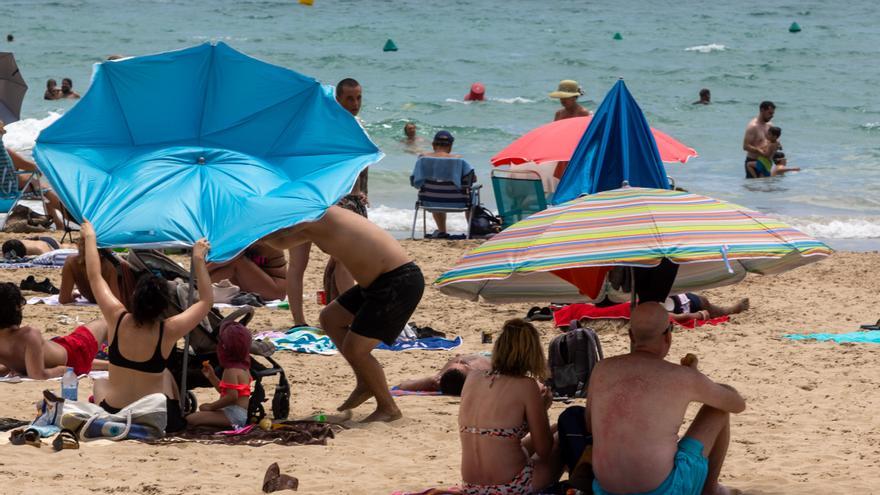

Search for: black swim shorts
xmin=336 ymin=262 xmax=425 ymax=345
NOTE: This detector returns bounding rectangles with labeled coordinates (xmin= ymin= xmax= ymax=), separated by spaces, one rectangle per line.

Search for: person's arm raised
xmin=58 ymin=257 xmax=78 ymax=304
xmin=165 ymin=239 xmax=213 ymax=341
xmin=523 ymin=379 xmax=554 ymax=460
xmin=82 ymin=221 xmax=126 ymax=327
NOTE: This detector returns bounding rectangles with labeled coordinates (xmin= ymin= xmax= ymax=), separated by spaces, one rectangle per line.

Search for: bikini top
xmin=219 ymin=378 xmax=252 ymax=398
xmin=460 ymin=421 xmax=530 ymax=440
xmin=459 ymin=370 xmax=530 ymax=439
xmin=108 ymin=312 xmax=168 ymax=374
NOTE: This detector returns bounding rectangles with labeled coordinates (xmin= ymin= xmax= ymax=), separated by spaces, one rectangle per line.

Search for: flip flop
xmin=23 ymin=429 xmax=42 ymax=448
xmin=52 ymin=429 xmax=79 ymax=451
xmin=525 ymin=306 xmax=553 ymax=322
xmin=262 ymin=462 xmax=299 ymax=493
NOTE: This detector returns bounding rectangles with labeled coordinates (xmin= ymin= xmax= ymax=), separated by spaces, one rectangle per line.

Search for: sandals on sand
xmin=262 ymin=462 xmax=298 ymax=493
xmin=9 ymin=428 xmax=42 ymax=448
xmin=525 ymin=306 xmax=553 ymax=322
xmin=52 ymin=429 xmax=80 ymax=451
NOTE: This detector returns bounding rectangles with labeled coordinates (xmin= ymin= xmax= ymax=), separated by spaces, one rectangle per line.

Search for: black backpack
xmin=469 ymin=206 xmax=502 ymax=236
xmin=548 ymin=323 xmax=604 ymax=398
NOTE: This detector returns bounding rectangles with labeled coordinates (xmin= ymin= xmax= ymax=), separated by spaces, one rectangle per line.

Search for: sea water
xmin=2 ymin=0 xmax=878 ymax=248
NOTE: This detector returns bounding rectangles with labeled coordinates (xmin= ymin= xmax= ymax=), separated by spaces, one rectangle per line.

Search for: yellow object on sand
xmin=259 ymin=418 xmax=273 ymax=430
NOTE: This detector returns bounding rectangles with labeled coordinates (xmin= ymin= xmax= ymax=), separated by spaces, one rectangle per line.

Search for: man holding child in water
xmin=742 ymin=101 xmax=800 ymax=178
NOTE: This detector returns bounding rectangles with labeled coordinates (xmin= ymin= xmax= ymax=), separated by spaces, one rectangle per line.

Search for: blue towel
xmin=410 ymin=157 xmax=474 ymax=189
xmin=376 ymin=336 xmax=463 ymax=351
xmin=784 ymin=331 xmax=880 ymax=344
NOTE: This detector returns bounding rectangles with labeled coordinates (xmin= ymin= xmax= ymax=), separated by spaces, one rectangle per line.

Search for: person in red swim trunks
xmin=0 ymin=282 xmax=108 ymax=378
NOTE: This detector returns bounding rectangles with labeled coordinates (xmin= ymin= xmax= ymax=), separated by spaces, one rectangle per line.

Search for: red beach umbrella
xmin=491 ymin=116 xmax=697 ymax=166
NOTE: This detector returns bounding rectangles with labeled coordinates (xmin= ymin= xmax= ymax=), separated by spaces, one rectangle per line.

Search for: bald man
xmin=587 ymin=302 xmax=745 ymax=495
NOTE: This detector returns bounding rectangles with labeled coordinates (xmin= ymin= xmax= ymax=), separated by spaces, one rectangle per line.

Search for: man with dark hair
xmin=0 ymin=282 xmax=108 ymax=379
xmin=397 ymin=353 xmax=490 ymax=395
xmin=693 ymin=88 xmax=711 ymax=105
xmin=588 ymin=302 xmax=745 ymax=495
xmin=60 ymin=78 xmax=80 ymax=99
xmin=742 ymin=101 xmax=776 ymax=178
xmin=2 ymin=237 xmax=68 ymax=259
xmin=417 ymin=130 xmax=477 ymax=237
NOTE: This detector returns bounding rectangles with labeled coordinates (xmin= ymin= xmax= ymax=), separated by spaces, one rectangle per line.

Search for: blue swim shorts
xmin=593 ymin=436 xmax=709 ymax=495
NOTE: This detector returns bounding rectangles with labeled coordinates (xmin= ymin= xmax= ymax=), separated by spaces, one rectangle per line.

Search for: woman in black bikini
xmin=81 ymin=220 xmax=213 ymax=431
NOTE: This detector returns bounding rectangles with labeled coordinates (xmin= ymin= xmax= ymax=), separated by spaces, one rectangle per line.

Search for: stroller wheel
xmin=184 ymin=391 xmax=198 ymax=415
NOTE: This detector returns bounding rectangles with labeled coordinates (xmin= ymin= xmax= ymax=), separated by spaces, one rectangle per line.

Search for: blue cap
xmin=433 ymin=130 xmax=454 ymax=145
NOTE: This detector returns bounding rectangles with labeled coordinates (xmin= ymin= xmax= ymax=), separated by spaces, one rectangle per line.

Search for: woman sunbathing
xmin=458 ymin=318 xmax=562 ymax=493
xmin=82 ymin=220 xmax=213 ymax=432
xmin=208 ymin=242 xmax=286 ymax=301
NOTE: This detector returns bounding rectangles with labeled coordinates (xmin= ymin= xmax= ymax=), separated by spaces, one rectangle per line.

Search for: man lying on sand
xmin=665 ymin=293 xmax=749 ymax=323
xmin=397 ymin=353 xmax=490 ymax=395
xmin=0 ymin=282 xmax=108 ymax=379
xmin=265 ymin=206 xmax=425 ymax=422
xmin=588 ymin=302 xmax=746 ymax=495
xmin=2 ymin=237 xmax=72 ymax=258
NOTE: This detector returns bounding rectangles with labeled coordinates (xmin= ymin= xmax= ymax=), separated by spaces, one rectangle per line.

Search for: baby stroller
xmin=123 ymin=249 xmax=291 ymax=422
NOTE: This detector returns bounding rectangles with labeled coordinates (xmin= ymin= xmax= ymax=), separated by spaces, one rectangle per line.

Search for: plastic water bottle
xmin=61 ymin=367 xmax=78 ymax=401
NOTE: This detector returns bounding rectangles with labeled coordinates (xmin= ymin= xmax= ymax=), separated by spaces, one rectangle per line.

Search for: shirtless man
xmin=266 ymin=206 xmax=424 ymax=422
xmin=588 ymin=302 xmax=745 ymax=495
xmin=742 ymin=101 xmax=775 ymax=179
xmin=0 ymin=282 xmax=107 ymax=379
xmin=2 ymin=237 xmax=69 ymax=258
xmin=60 ymin=78 xmax=80 ymax=99
xmin=397 ymin=353 xmax=490 ymax=395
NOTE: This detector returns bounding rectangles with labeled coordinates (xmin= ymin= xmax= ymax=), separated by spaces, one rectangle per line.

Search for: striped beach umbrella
xmin=435 ymin=187 xmax=831 ymax=303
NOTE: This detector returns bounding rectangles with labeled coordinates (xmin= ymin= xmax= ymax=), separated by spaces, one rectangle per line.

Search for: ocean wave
xmin=685 ymin=44 xmax=726 ymax=53
xmin=369 ymin=205 xmax=469 ymax=233
xmin=784 ymin=216 xmax=880 ymax=239
xmin=490 ymin=97 xmax=535 ymax=104
xmin=860 ymin=122 xmax=880 ymax=130
xmin=4 ymin=112 xmax=62 ymax=152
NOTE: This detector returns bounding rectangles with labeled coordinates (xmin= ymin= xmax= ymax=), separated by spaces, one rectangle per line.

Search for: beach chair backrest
xmin=0 ymin=148 xmax=20 ymax=212
xmin=411 ymin=157 xmax=477 ymax=210
xmin=491 ymin=168 xmax=547 ymax=228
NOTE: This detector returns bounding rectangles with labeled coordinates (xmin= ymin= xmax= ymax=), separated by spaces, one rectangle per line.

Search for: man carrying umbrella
xmin=588 ymin=302 xmax=745 ymax=495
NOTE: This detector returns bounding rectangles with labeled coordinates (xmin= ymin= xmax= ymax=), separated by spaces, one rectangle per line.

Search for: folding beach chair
xmin=491 ymin=168 xmax=548 ymax=229
xmin=410 ymin=156 xmax=481 ymax=239
xmin=0 ymin=147 xmax=40 ymax=230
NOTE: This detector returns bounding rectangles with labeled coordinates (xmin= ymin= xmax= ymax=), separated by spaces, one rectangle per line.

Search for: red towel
xmin=553 ymin=303 xmax=729 ymax=329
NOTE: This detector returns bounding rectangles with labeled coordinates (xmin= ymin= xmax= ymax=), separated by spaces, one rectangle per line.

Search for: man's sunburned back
xmin=0 ymin=325 xmax=66 ymax=376
xmin=589 ymin=353 xmax=699 ymax=492
xmin=291 ymin=206 xmax=410 ymax=287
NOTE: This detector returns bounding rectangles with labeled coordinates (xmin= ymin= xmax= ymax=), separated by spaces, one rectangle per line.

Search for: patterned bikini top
xmin=459 ymin=421 xmax=530 ymax=440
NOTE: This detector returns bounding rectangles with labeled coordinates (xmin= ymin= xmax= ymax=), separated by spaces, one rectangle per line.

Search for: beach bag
xmin=548 ymin=323 xmax=603 ymax=398
xmin=469 ymin=206 xmax=502 ymax=236
xmin=57 ymin=393 xmax=168 ymax=441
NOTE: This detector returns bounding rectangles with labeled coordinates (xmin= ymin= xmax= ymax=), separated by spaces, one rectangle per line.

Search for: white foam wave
xmin=369 ymin=204 xmax=470 ymax=233
xmin=785 ymin=217 xmax=880 ymax=239
xmin=685 ymin=43 xmax=726 ymax=53
xmin=3 ymin=112 xmax=62 ymax=152
xmin=445 ymin=97 xmax=534 ymax=104
xmin=490 ymin=97 xmax=535 ymax=104
xmin=861 ymin=122 xmax=880 ymax=130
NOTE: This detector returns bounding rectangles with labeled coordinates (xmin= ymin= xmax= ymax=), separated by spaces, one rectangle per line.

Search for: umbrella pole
xmin=179 ymin=251 xmax=196 ymax=412
xmin=629 ymin=266 xmax=637 ymax=310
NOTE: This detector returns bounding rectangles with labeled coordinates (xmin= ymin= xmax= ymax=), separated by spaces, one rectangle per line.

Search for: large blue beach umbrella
xmin=34 ymin=42 xmax=382 ymax=262
xmin=553 ymin=79 xmax=670 ymax=204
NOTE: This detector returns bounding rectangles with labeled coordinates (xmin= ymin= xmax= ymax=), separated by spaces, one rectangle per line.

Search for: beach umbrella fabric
xmin=553 ymin=80 xmax=680 ymax=204
xmin=0 ymin=52 xmax=27 ymax=124
xmin=34 ymin=43 xmax=382 ymax=261
xmin=490 ymin=117 xmax=696 ymax=168
xmin=435 ymin=187 xmax=831 ymax=303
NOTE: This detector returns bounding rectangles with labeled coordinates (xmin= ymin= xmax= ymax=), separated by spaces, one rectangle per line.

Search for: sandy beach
xmin=0 ymin=233 xmax=877 ymax=495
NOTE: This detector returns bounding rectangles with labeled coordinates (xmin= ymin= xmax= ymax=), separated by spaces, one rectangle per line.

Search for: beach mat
xmin=784 ymin=330 xmax=880 ymax=344
xmin=553 ymin=302 xmax=729 ymax=329
xmin=0 ymin=370 xmax=108 ymax=384
xmin=259 ymin=328 xmax=463 ymax=355
xmin=390 ymin=488 xmax=461 ymax=495
xmin=152 ymin=421 xmax=337 ymax=447
xmin=27 ymin=294 xmax=284 ymax=310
